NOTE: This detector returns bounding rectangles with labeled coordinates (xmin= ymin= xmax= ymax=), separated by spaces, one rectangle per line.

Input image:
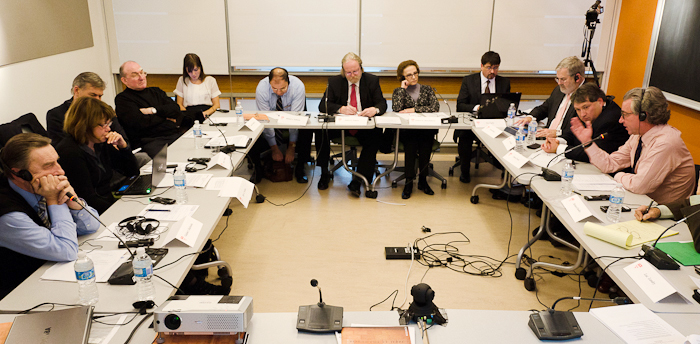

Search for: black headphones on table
xmin=118 ymin=216 xmax=160 ymax=235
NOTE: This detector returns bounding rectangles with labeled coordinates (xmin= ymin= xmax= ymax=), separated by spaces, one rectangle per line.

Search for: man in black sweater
xmin=115 ymin=61 xmax=194 ymax=158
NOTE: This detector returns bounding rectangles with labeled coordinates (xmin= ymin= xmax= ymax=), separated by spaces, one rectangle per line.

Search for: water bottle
xmin=607 ymin=183 xmax=625 ymax=223
xmin=515 ymin=124 xmax=525 ymax=153
xmin=561 ymin=159 xmax=575 ymax=196
xmin=527 ymin=119 xmax=537 ymax=145
xmin=234 ymin=101 xmax=243 ymax=128
xmin=75 ymin=251 xmax=99 ymax=305
xmin=193 ymin=120 xmax=203 ymax=149
xmin=506 ymin=103 xmax=516 ymax=127
xmin=174 ymin=166 xmax=188 ymax=204
xmin=132 ymin=247 xmax=156 ymax=301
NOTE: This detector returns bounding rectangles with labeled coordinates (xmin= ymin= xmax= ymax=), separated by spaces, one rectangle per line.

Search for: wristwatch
xmin=151 ymin=107 xmax=157 ymax=114
xmin=375 ymin=107 xmax=380 ymax=115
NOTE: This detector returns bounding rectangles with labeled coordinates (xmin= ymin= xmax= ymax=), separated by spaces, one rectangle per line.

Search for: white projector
xmin=154 ymin=295 xmax=253 ymax=335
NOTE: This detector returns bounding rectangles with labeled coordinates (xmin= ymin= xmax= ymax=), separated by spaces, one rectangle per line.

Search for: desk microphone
xmin=528 ymin=296 xmax=630 ymax=340
xmin=205 ymin=115 xmax=235 ymax=153
xmin=541 ymin=133 xmax=607 ymax=181
xmin=641 ymin=206 xmax=700 ymax=270
xmin=296 ymin=279 xmax=343 ymax=333
xmin=431 ymin=87 xmax=456 ymax=124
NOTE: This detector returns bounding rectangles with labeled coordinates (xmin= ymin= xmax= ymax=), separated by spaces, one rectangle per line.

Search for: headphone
xmin=0 ymin=148 xmax=33 ymax=182
xmin=638 ymin=88 xmax=648 ymax=122
xmin=118 ymin=216 xmax=160 ymax=236
xmin=574 ymin=73 xmax=580 ymax=82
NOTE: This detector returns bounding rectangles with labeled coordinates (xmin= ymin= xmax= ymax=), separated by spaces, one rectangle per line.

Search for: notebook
xmin=5 ymin=306 xmax=93 ymax=344
xmin=115 ymin=144 xmax=167 ymax=195
xmin=477 ymin=92 xmax=522 ymax=119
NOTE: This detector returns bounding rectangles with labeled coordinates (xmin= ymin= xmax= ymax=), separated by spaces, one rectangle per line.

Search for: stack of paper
xmin=589 ymin=304 xmax=686 ymax=343
xmin=583 ymin=221 xmax=677 ymax=249
xmin=572 ymin=174 xmax=618 ymax=191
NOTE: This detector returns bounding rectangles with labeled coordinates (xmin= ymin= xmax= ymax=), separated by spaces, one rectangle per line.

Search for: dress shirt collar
xmin=480 ymin=73 xmax=494 ymax=89
xmin=8 ymin=178 xmax=41 ymax=210
xmin=347 ymin=79 xmax=359 ymax=88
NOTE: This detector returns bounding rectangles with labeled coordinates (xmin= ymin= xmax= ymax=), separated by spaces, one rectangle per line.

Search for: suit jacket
xmin=529 ymin=84 xmax=581 ymax=133
xmin=560 ymin=98 xmax=629 ymax=163
xmin=318 ymin=73 xmax=387 ymax=115
xmin=456 ymin=73 xmax=511 ymax=112
xmin=46 ymin=98 xmax=130 ymax=146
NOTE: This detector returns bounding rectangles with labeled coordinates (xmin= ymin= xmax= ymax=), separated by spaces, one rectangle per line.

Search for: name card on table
xmin=501 ymin=150 xmax=529 ymax=168
xmin=207 ymin=152 xmax=233 ymax=170
xmin=561 ymin=195 xmax=597 ymax=223
xmin=482 ymin=125 xmax=504 ymax=138
xmin=528 ymin=150 xmax=563 ymax=168
xmin=624 ymin=259 xmax=682 ymax=303
xmin=163 ymin=216 xmax=202 ymax=248
xmin=503 ymin=136 xmax=516 ymax=151
xmin=335 ymin=115 xmax=369 ymax=125
xmin=277 ymin=113 xmax=309 ymax=126
xmin=473 ymin=119 xmax=506 ymax=128
xmin=217 ymin=177 xmax=255 ymax=208
xmin=408 ymin=116 xmax=442 ymax=126
xmin=240 ymin=117 xmax=262 ymax=132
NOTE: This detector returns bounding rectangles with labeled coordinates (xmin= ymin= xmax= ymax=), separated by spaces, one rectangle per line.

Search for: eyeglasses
xmin=620 ymin=111 xmax=636 ymax=119
xmin=404 ymin=72 xmax=419 ymax=79
xmin=483 ymin=65 xmax=499 ymax=71
xmin=554 ymin=76 xmax=571 ymax=83
xmin=345 ymin=69 xmax=361 ymax=77
xmin=129 ymin=70 xmax=147 ymax=78
xmin=271 ymin=86 xmax=288 ymax=93
xmin=99 ymin=121 xmax=112 ymax=129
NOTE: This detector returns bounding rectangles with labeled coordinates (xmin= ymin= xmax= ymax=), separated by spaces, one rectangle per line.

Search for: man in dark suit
xmin=519 ymin=56 xmax=586 ymax=138
xmin=455 ymin=51 xmax=511 ymax=183
xmin=318 ymin=52 xmax=387 ymax=197
xmin=541 ymin=83 xmax=628 ymax=162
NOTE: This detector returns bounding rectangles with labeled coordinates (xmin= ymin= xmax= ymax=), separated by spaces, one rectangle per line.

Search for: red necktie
xmin=349 ymin=84 xmax=358 ymax=135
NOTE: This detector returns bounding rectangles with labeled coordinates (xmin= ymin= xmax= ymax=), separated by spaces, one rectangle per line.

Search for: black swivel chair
xmin=0 ymin=113 xmax=49 ymax=147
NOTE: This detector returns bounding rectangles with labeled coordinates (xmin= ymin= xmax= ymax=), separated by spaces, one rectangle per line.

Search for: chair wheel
xmin=470 ymin=195 xmax=479 ymax=204
xmin=448 ymin=167 xmax=454 ymax=176
xmin=441 ymin=181 xmax=447 ymax=189
xmin=365 ymin=190 xmax=378 ymax=199
xmin=391 ymin=181 xmax=398 ymax=188
xmin=524 ymin=277 xmax=536 ymax=291
xmin=515 ymin=267 xmax=527 ymax=280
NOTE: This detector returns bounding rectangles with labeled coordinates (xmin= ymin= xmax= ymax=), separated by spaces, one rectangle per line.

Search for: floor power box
xmin=154 ymin=295 xmax=253 ymax=335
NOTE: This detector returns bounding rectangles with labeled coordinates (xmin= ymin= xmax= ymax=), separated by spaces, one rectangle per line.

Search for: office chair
xmin=0 ymin=113 xmax=49 ymax=147
xmin=390 ymin=137 xmax=447 ymax=190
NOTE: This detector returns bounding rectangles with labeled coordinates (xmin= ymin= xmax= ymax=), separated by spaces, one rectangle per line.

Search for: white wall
xmin=0 ymin=0 xmax=114 ymax=126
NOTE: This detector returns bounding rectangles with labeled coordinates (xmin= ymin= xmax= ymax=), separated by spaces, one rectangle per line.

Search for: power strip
xmin=385 ymin=246 xmax=420 ymax=260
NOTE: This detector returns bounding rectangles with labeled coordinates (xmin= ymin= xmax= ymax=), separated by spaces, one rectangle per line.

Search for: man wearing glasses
xmin=517 ymin=56 xmax=586 ymax=138
xmin=318 ymin=52 xmax=387 ymax=197
xmin=455 ymin=51 xmax=511 ymax=183
xmin=115 ymin=61 xmax=192 ymax=158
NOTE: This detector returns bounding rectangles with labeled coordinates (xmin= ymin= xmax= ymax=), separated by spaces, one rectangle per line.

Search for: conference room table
xmin=0 ymin=122 xmax=263 ymax=314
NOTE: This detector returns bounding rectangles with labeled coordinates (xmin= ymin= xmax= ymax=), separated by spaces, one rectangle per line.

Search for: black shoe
xmin=250 ymin=165 xmax=263 ymax=184
xmin=295 ymin=166 xmax=308 ymax=184
xmin=402 ymin=181 xmax=413 ymax=199
xmin=417 ymin=181 xmax=434 ymax=195
xmin=348 ymin=180 xmax=361 ymax=197
xmin=318 ymin=172 xmax=330 ymax=190
xmin=459 ymin=173 xmax=470 ymax=183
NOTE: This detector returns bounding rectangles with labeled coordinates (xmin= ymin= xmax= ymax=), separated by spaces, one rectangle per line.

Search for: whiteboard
xmin=228 ymin=0 xmax=359 ymax=68
xmin=490 ymin=0 xmax=610 ymax=71
xmin=112 ymin=0 xmax=229 ymax=74
xmin=360 ymin=0 xmax=493 ymax=69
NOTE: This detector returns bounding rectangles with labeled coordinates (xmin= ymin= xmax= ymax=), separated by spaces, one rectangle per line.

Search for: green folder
xmin=656 ymin=242 xmax=700 ymax=266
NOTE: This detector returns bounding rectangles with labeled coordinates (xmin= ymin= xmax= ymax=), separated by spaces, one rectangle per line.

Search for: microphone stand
xmin=642 ymin=207 xmax=700 ymax=270
xmin=541 ymin=133 xmax=607 ymax=181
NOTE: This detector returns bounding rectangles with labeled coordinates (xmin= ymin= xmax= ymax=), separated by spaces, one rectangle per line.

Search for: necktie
xmin=485 ymin=80 xmax=491 ymax=94
xmin=632 ymin=137 xmax=643 ymax=172
xmin=276 ymin=96 xmax=284 ymax=111
xmin=37 ymin=197 xmax=51 ymax=228
xmin=349 ymin=84 xmax=358 ymax=135
xmin=549 ymin=94 xmax=571 ymax=130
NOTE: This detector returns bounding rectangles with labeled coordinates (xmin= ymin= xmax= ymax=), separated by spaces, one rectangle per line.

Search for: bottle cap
xmin=136 ymin=247 xmax=146 ymax=255
xmin=77 ymin=251 xmax=86 ymax=259
xmin=195 ymin=120 xmax=200 ymax=125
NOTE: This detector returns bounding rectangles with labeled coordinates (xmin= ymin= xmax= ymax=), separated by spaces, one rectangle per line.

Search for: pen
xmin=147 ymin=209 xmax=171 ymax=212
xmin=641 ymin=200 xmax=654 ymax=221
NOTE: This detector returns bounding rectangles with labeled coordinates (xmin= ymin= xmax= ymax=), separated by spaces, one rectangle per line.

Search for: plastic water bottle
xmin=132 ymin=247 xmax=155 ymax=301
xmin=193 ymin=120 xmax=203 ymax=149
xmin=527 ymin=119 xmax=537 ymax=145
xmin=506 ymin=103 xmax=516 ymax=127
xmin=561 ymin=159 xmax=575 ymax=196
xmin=515 ymin=124 xmax=525 ymax=153
xmin=174 ymin=166 xmax=188 ymax=204
xmin=234 ymin=101 xmax=243 ymax=128
xmin=75 ymin=251 xmax=99 ymax=305
xmin=607 ymin=183 xmax=625 ymax=223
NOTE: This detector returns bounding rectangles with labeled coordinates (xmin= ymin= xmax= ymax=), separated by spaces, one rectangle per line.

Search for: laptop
xmin=477 ymin=92 xmax=522 ymax=119
xmin=5 ymin=306 xmax=93 ymax=344
xmin=115 ymin=144 xmax=167 ymax=195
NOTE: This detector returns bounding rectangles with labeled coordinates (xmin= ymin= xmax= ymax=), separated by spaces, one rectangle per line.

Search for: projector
xmin=154 ymin=295 xmax=253 ymax=335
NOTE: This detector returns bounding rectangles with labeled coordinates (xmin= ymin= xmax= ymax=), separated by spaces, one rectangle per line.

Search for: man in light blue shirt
xmin=0 ymin=133 xmax=99 ymax=299
xmin=250 ymin=67 xmax=312 ymax=183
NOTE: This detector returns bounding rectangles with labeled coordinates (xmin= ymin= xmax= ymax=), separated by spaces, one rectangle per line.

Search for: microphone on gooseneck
xmin=311 ymin=279 xmax=324 ymax=307
xmin=541 ymin=133 xmax=607 ymax=181
xmin=642 ymin=206 xmax=700 ymax=270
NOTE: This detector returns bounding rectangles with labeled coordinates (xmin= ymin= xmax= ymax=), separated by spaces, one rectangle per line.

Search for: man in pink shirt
xmin=570 ymin=87 xmax=695 ymax=204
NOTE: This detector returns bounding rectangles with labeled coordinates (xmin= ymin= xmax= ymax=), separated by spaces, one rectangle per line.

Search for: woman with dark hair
xmin=174 ymin=53 xmax=221 ymax=122
xmin=392 ymin=60 xmax=439 ymax=199
xmin=56 ymin=97 xmax=139 ymax=214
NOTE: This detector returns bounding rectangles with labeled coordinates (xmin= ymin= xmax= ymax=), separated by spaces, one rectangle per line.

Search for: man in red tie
xmin=318 ymin=52 xmax=387 ymax=197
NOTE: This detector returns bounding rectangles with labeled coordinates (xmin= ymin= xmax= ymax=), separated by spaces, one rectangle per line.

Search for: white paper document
xmin=138 ymin=204 xmax=199 ymax=222
xmin=239 ymin=117 xmax=262 ymax=131
xmin=561 ymin=195 xmax=597 ymax=222
xmin=482 ymin=125 xmax=503 ymax=138
xmin=205 ymin=135 xmax=250 ymax=148
xmin=503 ymin=136 xmax=516 ymax=151
xmin=335 ymin=115 xmax=369 ymax=125
xmin=206 ymin=177 xmax=229 ymax=190
xmin=217 ymin=177 xmax=255 ymax=208
xmin=394 ymin=113 xmax=410 ymax=121
xmin=41 ymin=250 xmax=128 ymax=283
xmin=374 ymin=116 xmax=402 ymax=125
xmin=206 ymin=152 xmax=233 ymax=170
xmin=528 ymin=150 xmax=563 ymax=168
xmin=408 ymin=116 xmax=441 ymax=126
xmin=207 ymin=116 xmax=238 ymax=123
xmin=181 ymin=130 xmax=220 ymax=139
xmin=572 ymin=174 xmax=618 ymax=191
xmin=624 ymin=259 xmax=681 ymax=303
xmin=589 ymin=304 xmax=685 ymax=344
xmin=163 ymin=216 xmax=202 ymax=247
xmin=157 ymin=173 xmax=213 ymax=188
xmin=421 ymin=112 xmax=449 ymax=118
xmin=501 ymin=150 xmax=529 ymax=168
xmin=277 ymin=113 xmax=309 ymax=126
